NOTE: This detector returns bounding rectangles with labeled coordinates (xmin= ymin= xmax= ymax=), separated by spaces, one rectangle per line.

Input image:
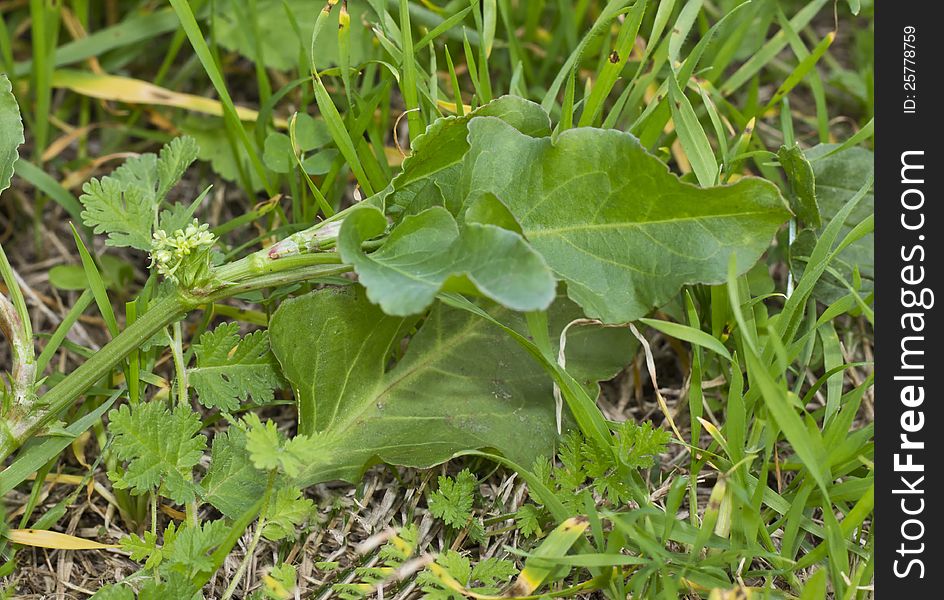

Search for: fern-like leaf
xmin=262 ymin=486 xmax=313 ymax=541
xmin=107 ymin=402 xmax=206 ymax=503
xmin=157 ymin=136 xmax=199 ymax=199
xmin=78 ymin=135 xmax=199 ymax=250
xmin=427 ymin=469 xmax=485 ymax=541
xmin=201 ymin=427 xmax=266 ymax=518
xmin=190 ymin=323 xmax=283 ymax=412
xmin=80 ymin=177 xmax=154 ymax=250
xmin=243 ymin=413 xmax=314 ymax=477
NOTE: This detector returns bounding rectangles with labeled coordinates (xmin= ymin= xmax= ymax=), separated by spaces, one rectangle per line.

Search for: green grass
xmin=0 ymin=1 xmax=874 ymax=598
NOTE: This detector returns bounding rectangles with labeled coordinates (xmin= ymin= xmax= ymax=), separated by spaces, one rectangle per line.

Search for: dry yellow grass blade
xmin=71 ymin=430 xmax=92 ymax=468
xmin=160 ymin=504 xmax=187 ymax=521
xmin=261 ymin=573 xmax=294 ymax=600
xmin=42 ymin=123 xmax=108 ymax=162
xmin=426 ymin=563 xmax=503 ymax=599
xmin=52 ymin=69 xmax=288 ymax=128
xmin=384 ymin=146 xmax=405 ymax=168
xmin=435 ymin=99 xmax=473 ymax=115
xmin=7 ymin=529 xmax=118 ymax=550
xmin=506 ymin=516 xmax=590 ymax=597
xmin=28 ymin=472 xmax=85 ymax=486
xmin=59 ymin=152 xmax=137 ymax=189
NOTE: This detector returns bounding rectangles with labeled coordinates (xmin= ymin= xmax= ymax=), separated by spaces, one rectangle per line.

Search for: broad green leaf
xmin=201 ymin=428 xmax=266 ymax=519
xmin=189 ymin=323 xmax=283 ymax=412
xmin=0 ymin=74 xmax=24 ymax=195
xmin=464 ymin=192 xmax=523 ymax=233
xmin=89 ymin=584 xmax=135 ymax=600
xmin=397 ymin=96 xmax=551 ymax=187
xmin=107 ymin=403 xmax=207 ymax=504
xmin=389 ymin=96 xmax=551 ymax=218
xmin=338 ymin=205 xmax=556 ymax=316
xmin=269 ymin=287 xmax=560 ymax=486
xmin=460 ymin=117 xmax=791 ymax=323
xmin=790 ymin=144 xmax=873 ymax=303
xmin=778 ymin=144 xmax=821 ymax=228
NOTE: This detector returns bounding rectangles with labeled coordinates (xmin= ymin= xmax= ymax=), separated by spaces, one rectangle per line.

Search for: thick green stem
xmin=0 ymin=258 xmax=350 ymax=463
xmin=0 ymin=294 xmax=191 ymax=461
xmin=170 ymin=321 xmax=188 ymax=407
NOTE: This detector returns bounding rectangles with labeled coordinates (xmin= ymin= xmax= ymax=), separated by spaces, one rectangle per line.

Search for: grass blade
xmin=168 ymin=0 xmax=272 ymax=195
xmin=69 ymin=224 xmax=118 ymax=339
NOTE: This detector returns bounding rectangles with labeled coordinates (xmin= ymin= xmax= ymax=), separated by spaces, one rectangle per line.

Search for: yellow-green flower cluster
xmin=149 ymin=219 xmax=216 ymax=283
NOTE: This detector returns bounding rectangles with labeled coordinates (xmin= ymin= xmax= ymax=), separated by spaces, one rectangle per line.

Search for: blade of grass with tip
xmin=444 ymin=45 xmax=464 ymax=117
xmin=578 ymin=0 xmax=645 ymax=127
xmin=35 ymin=289 xmax=94 ymax=375
xmin=482 ymin=0 xmax=497 ymax=58
xmin=639 ymin=318 xmax=731 ymax=361
xmin=812 ymin=118 xmax=873 ymax=161
xmin=720 ymin=0 xmax=828 ymax=95
xmin=761 ymin=30 xmax=835 ymax=114
xmin=743 ymin=348 xmax=829 ymax=494
xmin=338 ymin=2 xmax=354 ymax=111
xmin=168 ymin=0 xmax=272 ymax=196
xmin=415 ymin=6 xmax=473 ymax=52
xmin=776 ymin=6 xmax=830 ymax=142
xmin=398 ymin=0 xmax=424 ymax=139
xmin=69 ymin=224 xmax=118 ymax=339
xmin=540 ymin=0 xmax=634 ymax=113
xmin=311 ymin=73 xmax=375 ymax=196
xmin=668 ymin=75 xmax=718 ymax=187
xmin=509 ymin=517 xmax=590 ymax=596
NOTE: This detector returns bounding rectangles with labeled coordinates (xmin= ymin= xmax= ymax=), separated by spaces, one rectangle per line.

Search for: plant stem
xmin=0 ymin=293 xmax=190 ymax=461
xmin=0 ymin=260 xmax=351 ymax=462
xmin=220 ymin=511 xmax=266 ymax=600
xmin=150 ymin=491 xmax=157 ymax=535
xmin=220 ymin=471 xmax=275 ymax=600
xmin=170 ymin=321 xmax=188 ymax=407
